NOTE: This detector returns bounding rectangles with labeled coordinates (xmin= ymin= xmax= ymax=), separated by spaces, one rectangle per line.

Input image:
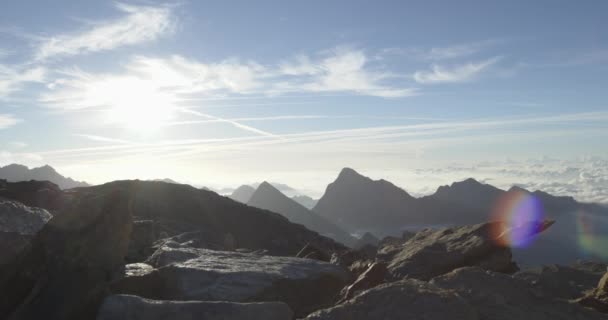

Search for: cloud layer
xmin=414 ymin=57 xmax=500 ymax=84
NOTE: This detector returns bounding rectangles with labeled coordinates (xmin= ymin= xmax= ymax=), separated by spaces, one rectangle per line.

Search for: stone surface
xmin=305 ymin=278 xmax=478 ymax=320
xmin=97 ymin=294 xmax=293 ymax=320
xmin=0 ymin=199 xmax=52 ymax=234
xmin=307 ymin=267 xmax=606 ymax=320
xmin=378 ymin=222 xmax=554 ymax=280
xmin=431 ymin=267 xmax=606 ymax=320
xmin=0 ymin=200 xmax=52 ymax=266
xmin=0 ymin=179 xmax=67 ymax=212
xmin=577 ymin=271 xmax=608 ymax=313
xmin=340 ymin=261 xmax=387 ymax=302
xmin=515 ymin=264 xmax=606 ymax=300
xmin=0 ymin=190 xmax=133 ymax=320
xmin=111 ymin=246 xmax=350 ymax=317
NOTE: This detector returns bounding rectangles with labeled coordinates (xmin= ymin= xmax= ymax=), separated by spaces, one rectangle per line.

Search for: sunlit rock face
xmin=0 ymin=200 xmax=52 ymax=266
xmin=378 ymin=221 xmax=554 ymax=281
xmin=111 ymin=246 xmax=351 ymax=318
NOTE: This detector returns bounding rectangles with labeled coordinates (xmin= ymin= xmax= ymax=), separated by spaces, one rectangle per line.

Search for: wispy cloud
xmin=74 ymin=134 xmax=132 ymax=144
xmin=0 ymin=114 xmax=20 ymax=129
xmin=414 ymin=57 xmax=501 ymax=84
xmin=0 ymin=64 xmax=46 ymax=99
xmin=278 ymin=47 xmax=417 ymax=98
xmin=40 ymin=47 xmax=416 ymax=116
xmin=34 ymin=3 xmax=175 ymax=60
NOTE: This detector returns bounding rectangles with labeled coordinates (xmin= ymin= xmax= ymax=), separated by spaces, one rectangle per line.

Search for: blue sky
xmin=1 ymin=0 xmax=607 ymax=202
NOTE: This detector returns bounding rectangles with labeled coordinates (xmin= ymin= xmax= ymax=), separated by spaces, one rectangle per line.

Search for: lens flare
xmin=576 ymin=210 xmax=608 ymax=260
xmin=490 ymin=190 xmax=545 ymax=248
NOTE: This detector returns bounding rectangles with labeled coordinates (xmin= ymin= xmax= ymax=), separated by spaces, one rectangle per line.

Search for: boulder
xmin=0 ymin=191 xmax=133 ymax=320
xmin=305 ymin=278 xmax=478 ymax=320
xmin=111 ymin=246 xmax=350 ymax=317
xmin=515 ymin=264 xmax=606 ymax=300
xmin=577 ymin=271 xmax=608 ymax=313
xmin=431 ymin=267 xmax=605 ymax=320
xmin=379 ymin=221 xmax=555 ymax=280
xmin=0 ymin=200 xmax=52 ymax=266
xmin=97 ymin=294 xmax=293 ymax=320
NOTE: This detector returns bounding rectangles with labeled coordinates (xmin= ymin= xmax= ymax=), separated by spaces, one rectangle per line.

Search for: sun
xmin=86 ymin=76 xmax=175 ymax=133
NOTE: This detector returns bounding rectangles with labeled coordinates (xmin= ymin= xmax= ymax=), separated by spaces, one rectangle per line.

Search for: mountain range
xmin=247 ymin=182 xmax=356 ymax=247
xmin=0 ymin=164 xmax=88 ymax=189
xmin=313 ymin=167 xmax=608 ymax=265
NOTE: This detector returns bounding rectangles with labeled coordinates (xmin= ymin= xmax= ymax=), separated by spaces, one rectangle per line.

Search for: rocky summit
xmin=0 ymin=179 xmax=606 ymax=319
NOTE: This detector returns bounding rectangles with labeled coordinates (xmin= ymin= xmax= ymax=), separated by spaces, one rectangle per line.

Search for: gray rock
xmin=97 ymin=294 xmax=292 ymax=320
xmin=0 ymin=199 xmax=51 ymax=234
xmin=0 ymin=191 xmax=133 ymax=320
xmin=306 ymin=267 xmax=606 ymax=320
xmin=431 ymin=267 xmax=606 ymax=320
xmin=515 ymin=264 xmax=605 ymax=300
xmin=111 ymin=246 xmax=350 ymax=317
xmin=0 ymin=200 xmax=52 ymax=266
xmin=379 ymin=222 xmax=555 ymax=280
xmin=304 ymin=278 xmax=478 ymax=320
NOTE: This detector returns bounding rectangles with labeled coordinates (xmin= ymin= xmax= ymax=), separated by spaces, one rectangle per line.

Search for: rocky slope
xmin=229 ymin=184 xmax=256 ymax=203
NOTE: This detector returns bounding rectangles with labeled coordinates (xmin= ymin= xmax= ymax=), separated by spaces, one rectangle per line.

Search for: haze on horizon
xmin=1 ymin=1 xmax=607 ymax=202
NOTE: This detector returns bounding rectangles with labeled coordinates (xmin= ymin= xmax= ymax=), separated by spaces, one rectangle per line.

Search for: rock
xmin=296 ymin=243 xmax=331 ymax=262
xmin=78 ymin=180 xmax=346 ymax=257
xmin=304 ymin=278 xmax=478 ymax=320
xmin=577 ymin=271 xmax=608 ymax=313
xmin=515 ymin=264 xmax=605 ymax=300
xmin=0 ymin=179 xmax=67 ymax=212
xmin=0 ymin=199 xmax=52 ymax=234
xmin=111 ymin=246 xmax=350 ymax=317
xmin=379 ymin=222 xmax=556 ymax=280
xmin=126 ymin=220 xmax=161 ymax=263
xmin=97 ymin=294 xmax=293 ymax=320
xmin=0 ymin=200 xmax=52 ymax=266
xmin=0 ymin=190 xmax=133 ymax=320
xmin=432 ymin=267 xmax=605 ymax=320
xmin=340 ymin=262 xmax=387 ymax=302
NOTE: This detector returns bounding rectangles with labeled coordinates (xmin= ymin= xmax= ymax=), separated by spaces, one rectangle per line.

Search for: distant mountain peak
xmin=337 ymin=167 xmax=364 ymax=179
xmin=229 ymin=185 xmax=257 ymax=203
xmin=0 ymin=163 xmax=88 ymax=190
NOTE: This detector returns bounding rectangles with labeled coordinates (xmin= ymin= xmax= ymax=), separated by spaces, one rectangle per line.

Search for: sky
xmin=0 ymin=0 xmax=607 ymax=202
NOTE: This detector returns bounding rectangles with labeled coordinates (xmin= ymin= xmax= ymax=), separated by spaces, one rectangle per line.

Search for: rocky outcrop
xmin=339 ymin=261 xmax=387 ymax=302
xmin=431 ymin=267 xmax=605 ymax=320
xmin=0 ymin=190 xmax=133 ymax=320
xmin=306 ymin=267 xmax=606 ymax=320
xmin=0 ymin=179 xmax=67 ymax=212
xmin=305 ymin=277 xmax=478 ymax=320
xmin=378 ymin=221 xmax=553 ymax=281
xmin=80 ymin=180 xmax=346 ymax=258
xmin=577 ymin=271 xmax=608 ymax=313
xmin=0 ymin=200 xmax=52 ymax=266
xmin=111 ymin=246 xmax=350 ymax=317
xmin=97 ymin=295 xmax=293 ymax=320
xmin=516 ymin=263 xmax=606 ymax=300
xmin=0 ymin=199 xmax=51 ymax=235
